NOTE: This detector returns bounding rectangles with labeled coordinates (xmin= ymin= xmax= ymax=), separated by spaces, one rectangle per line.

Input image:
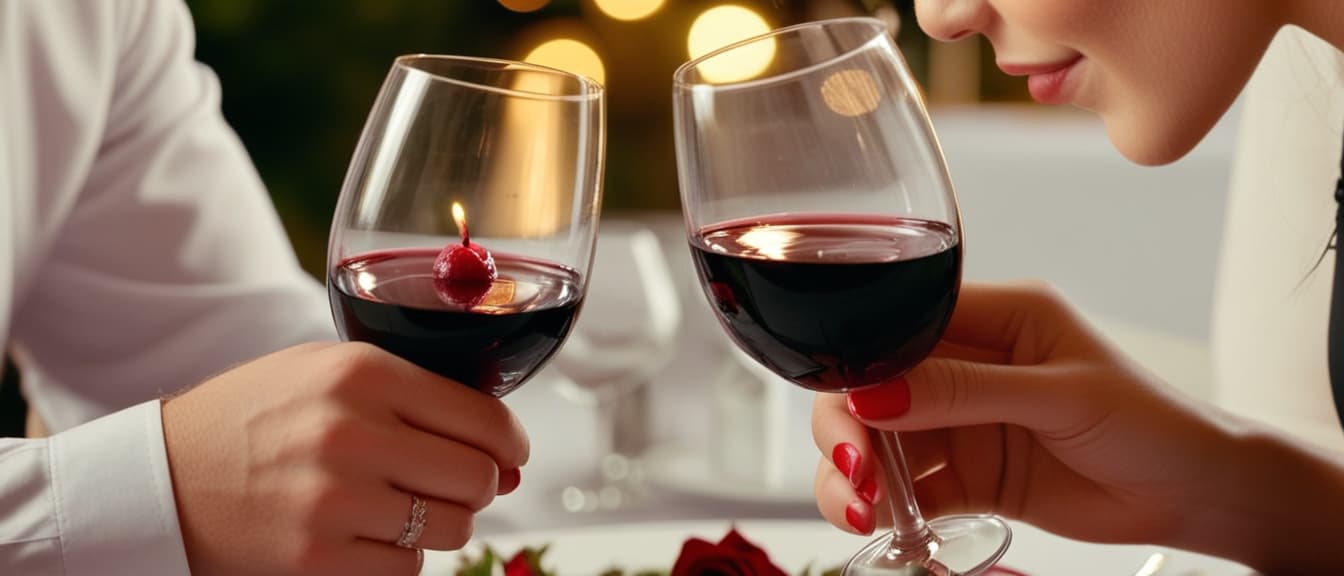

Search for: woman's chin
xmin=1103 ymin=116 xmax=1205 ymax=167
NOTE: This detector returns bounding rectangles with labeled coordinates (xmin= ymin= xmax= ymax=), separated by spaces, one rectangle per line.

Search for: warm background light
xmin=524 ymin=38 xmax=607 ymax=86
xmin=593 ymin=0 xmax=665 ymax=21
xmin=687 ymin=5 xmax=775 ymax=83
xmin=481 ymin=37 xmax=605 ymax=237
xmin=498 ymin=0 xmax=550 ymax=13
xmin=187 ymin=1 xmax=1034 ymax=277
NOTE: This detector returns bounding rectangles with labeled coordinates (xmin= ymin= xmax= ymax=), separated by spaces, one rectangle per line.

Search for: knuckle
xmin=474 ymin=399 xmax=513 ymax=433
xmin=1023 ymin=281 xmax=1076 ymax=322
xmin=459 ymin=452 xmax=499 ymax=510
xmin=288 ymin=534 xmax=335 ymax=573
xmin=811 ymin=398 xmax=825 ymax=440
xmin=811 ymin=393 xmax=848 ymax=444
xmin=321 ymin=343 xmax=393 ymax=396
xmin=438 ymin=510 xmax=475 ymax=550
xmin=291 ymin=341 xmax=336 ymax=356
xmin=919 ymin=359 xmax=981 ymax=415
xmin=1014 ymin=279 xmax=1063 ymax=310
xmin=294 ymin=476 xmax=347 ymax=529
xmin=916 ymin=361 xmax=955 ymax=413
xmin=471 ymin=400 xmax=529 ymax=466
xmin=310 ymin=415 xmax=368 ymax=460
xmin=952 ymin=361 xmax=988 ymax=413
xmin=1006 ymin=281 xmax=1080 ymax=359
xmin=442 ymin=511 xmax=475 ymax=550
xmin=814 ymin=457 xmax=833 ymax=490
xmin=512 ymin=413 xmax=531 ymax=467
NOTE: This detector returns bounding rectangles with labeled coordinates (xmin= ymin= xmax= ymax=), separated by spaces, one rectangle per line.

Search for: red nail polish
xmin=498 ymin=468 xmax=522 ymax=494
xmin=831 ymin=442 xmax=862 ymax=486
xmin=856 ymin=476 xmax=878 ymax=504
xmin=845 ymin=500 xmax=875 ymax=535
xmin=847 ymin=377 xmax=911 ymax=420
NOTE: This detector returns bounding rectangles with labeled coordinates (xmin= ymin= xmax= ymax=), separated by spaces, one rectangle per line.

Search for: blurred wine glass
xmin=552 ymin=220 xmax=681 ymax=512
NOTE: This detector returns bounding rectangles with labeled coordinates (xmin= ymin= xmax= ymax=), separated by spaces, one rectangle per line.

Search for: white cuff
xmin=48 ymin=400 xmax=190 ymax=575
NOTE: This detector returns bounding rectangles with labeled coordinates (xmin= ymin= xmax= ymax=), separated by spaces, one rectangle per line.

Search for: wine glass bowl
xmin=327 ymin=55 xmax=604 ymax=398
xmin=674 ymin=18 xmax=1009 ymax=575
xmin=692 ymin=214 xmax=959 ymax=393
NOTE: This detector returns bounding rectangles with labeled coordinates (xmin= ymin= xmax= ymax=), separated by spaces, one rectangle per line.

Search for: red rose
xmin=504 ymin=549 xmax=541 ymax=576
xmin=671 ymin=529 xmax=789 ymax=576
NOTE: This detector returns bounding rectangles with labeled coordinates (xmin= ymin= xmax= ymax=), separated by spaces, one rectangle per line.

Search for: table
xmin=427 ymin=519 xmax=1250 ymax=575
xmin=451 ymin=208 xmax=1250 ymax=573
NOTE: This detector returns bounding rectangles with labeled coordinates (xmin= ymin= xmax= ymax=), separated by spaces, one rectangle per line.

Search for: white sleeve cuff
xmin=48 ymin=399 xmax=191 ymax=575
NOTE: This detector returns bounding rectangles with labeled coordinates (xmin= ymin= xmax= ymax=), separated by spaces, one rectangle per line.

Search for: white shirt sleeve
xmin=0 ymin=400 xmax=190 ymax=576
xmin=0 ymin=0 xmax=336 ymax=574
xmin=13 ymin=0 xmax=335 ymax=432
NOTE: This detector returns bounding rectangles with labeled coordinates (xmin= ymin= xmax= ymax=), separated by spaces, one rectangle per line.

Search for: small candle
xmin=433 ymin=202 xmax=497 ymax=306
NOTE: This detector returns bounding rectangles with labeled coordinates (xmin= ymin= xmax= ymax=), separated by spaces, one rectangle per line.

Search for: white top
xmin=0 ymin=1 xmax=332 ymax=573
xmin=1212 ymin=26 xmax=1344 ymax=449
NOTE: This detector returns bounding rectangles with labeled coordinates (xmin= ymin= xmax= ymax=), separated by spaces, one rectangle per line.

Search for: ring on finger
xmin=395 ymin=494 xmax=428 ymax=549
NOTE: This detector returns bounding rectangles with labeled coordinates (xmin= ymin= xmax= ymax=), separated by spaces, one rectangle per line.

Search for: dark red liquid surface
xmin=690 ymin=214 xmax=960 ymax=392
xmin=329 ymin=249 xmax=582 ymax=397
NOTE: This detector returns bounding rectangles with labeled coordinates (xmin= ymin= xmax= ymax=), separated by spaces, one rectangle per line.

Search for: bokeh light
xmin=687 ymin=5 xmax=775 ymax=83
xmin=593 ymin=0 xmax=666 ymax=21
xmin=524 ymin=38 xmax=607 ymax=86
xmin=498 ymin=0 xmax=550 ymax=13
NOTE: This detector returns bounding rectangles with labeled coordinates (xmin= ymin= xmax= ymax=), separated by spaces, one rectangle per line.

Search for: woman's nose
xmin=915 ymin=0 xmax=991 ymax=42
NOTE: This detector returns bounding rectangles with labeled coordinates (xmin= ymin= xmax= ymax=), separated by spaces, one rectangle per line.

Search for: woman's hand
xmin=812 ymin=282 xmax=1300 ymax=567
xmin=162 ymin=341 xmax=529 ymax=576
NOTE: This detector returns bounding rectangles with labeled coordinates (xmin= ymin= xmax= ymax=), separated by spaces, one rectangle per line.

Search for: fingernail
xmin=847 ymin=377 xmax=911 ymax=420
xmin=498 ymin=468 xmax=522 ymax=495
xmin=831 ymin=442 xmax=862 ymax=486
xmin=856 ymin=476 xmax=878 ymax=504
xmin=845 ymin=500 xmax=875 ymax=535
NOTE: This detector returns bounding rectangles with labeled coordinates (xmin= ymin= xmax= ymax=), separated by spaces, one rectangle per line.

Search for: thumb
xmin=846 ymin=357 xmax=1092 ymax=434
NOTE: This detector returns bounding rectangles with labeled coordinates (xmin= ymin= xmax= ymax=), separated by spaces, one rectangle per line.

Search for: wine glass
xmin=673 ymin=18 xmax=1010 ymax=575
xmin=551 ymin=221 xmax=682 ymax=511
xmin=328 ymin=54 xmax=604 ymax=399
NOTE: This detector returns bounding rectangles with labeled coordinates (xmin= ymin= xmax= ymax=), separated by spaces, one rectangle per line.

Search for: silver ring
xmin=395 ymin=494 xmax=428 ymax=548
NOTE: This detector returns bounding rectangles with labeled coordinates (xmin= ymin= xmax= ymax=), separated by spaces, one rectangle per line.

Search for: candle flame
xmin=451 ymin=202 xmax=470 ymax=246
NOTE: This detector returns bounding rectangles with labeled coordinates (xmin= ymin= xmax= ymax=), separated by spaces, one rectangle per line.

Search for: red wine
xmin=329 ymin=249 xmax=582 ymax=397
xmin=690 ymin=214 xmax=960 ymax=393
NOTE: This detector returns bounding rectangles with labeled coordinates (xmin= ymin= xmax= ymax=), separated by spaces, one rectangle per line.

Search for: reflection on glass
xmin=822 ymin=69 xmax=883 ymax=117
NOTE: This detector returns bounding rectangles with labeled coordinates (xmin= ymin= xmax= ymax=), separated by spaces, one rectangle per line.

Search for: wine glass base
xmin=558 ymin=454 xmax=648 ymax=513
xmin=844 ymin=515 xmax=1011 ymax=576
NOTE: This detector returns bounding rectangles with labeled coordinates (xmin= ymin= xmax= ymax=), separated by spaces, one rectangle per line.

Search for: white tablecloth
xmin=428 ymin=519 xmax=1249 ymax=575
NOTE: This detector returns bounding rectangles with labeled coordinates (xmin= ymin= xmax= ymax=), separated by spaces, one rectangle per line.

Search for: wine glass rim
xmin=394 ymin=54 xmax=604 ymax=101
xmin=672 ymin=17 xmax=889 ymax=92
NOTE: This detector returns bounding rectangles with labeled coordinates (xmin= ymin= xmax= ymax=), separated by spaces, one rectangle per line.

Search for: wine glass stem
xmin=595 ymin=389 xmax=620 ymax=463
xmin=870 ymin=427 xmax=934 ymax=553
xmin=595 ymin=385 xmax=645 ymax=470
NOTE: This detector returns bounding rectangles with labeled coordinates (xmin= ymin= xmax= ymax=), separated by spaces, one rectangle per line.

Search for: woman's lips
xmin=999 ymin=55 xmax=1084 ymax=105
